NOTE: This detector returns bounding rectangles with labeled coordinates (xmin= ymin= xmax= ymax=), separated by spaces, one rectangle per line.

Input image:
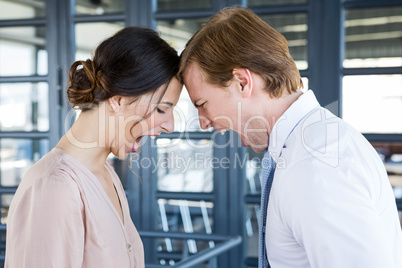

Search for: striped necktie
xmin=258 ymin=151 xmax=276 ymax=268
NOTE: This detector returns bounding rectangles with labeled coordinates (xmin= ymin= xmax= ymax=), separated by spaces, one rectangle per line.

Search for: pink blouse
xmin=5 ymin=148 xmax=144 ymax=268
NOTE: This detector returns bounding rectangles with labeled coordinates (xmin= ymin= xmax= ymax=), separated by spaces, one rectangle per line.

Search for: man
xmin=178 ymin=7 xmax=402 ymax=268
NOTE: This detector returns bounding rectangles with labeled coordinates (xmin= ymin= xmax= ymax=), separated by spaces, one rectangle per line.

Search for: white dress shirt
xmin=266 ymin=90 xmax=402 ymax=267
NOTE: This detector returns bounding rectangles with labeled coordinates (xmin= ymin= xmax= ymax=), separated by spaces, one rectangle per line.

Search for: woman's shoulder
xmin=21 ymin=148 xmax=84 ymax=189
xmin=9 ymin=149 xmax=85 ymax=217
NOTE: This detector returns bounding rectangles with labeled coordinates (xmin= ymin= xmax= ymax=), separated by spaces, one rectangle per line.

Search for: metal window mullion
xmin=0 ymin=18 xmax=46 ymax=27
xmin=156 ymin=191 xmax=215 ymax=201
xmin=154 ymin=10 xmax=215 ymax=20
xmin=73 ymin=13 xmax=125 ymax=23
xmin=212 ymin=133 xmax=229 ymax=267
xmin=57 ymin=0 xmax=75 ymax=138
xmin=227 ymin=137 xmax=245 ymax=268
xmin=141 ymin=139 xmax=158 ymax=264
xmin=158 ymin=132 xmax=214 ymax=140
xmin=252 ymin=4 xmax=308 ymax=15
xmin=0 ymin=132 xmax=50 ymax=139
xmin=308 ymin=0 xmax=343 ymax=116
xmin=343 ymin=0 xmax=402 ymax=9
xmin=0 ymin=76 xmax=47 ymax=83
xmin=363 ymin=134 xmax=402 ymax=143
xmin=45 ymin=0 xmax=62 ymax=148
xmin=343 ymin=67 xmax=402 ymax=76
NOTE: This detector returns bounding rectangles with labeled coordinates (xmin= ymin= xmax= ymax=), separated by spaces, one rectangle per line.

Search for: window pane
xmin=1 ymin=194 xmax=13 ymax=225
xmin=248 ymin=0 xmax=307 ymax=6
xmin=75 ymin=22 xmax=124 ymax=61
xmin=0 ymin=0 xmax=45 ymax=20
xmin=245 ymin=147 xmax=265 ymax=195
xmin=174 ymin=89 xmax=212 ymax=132
xmin=156 ymin=198 xmax=214 ymax=264
xmin=154 ymin=138 xmax=213 ymax=192
xmin=0 ymin=26 xmax=47 ymax=76
xmin=0 ymin=83 xmax=49 ymax=132
xmin=158 ymin=18 xmax=213 ymax=132
xmin=301 ymin=77 xmax=309 ymax=92
xmin=372 ymin=143 xmax=402 ymax=227
xmin=261 ymin=13 xmax=308 ymax=70
xmin=157 ymin=0 xmax=212 ymax=12
xmin=342 ymin=75 xmax=402 ymax=133
xmin=0 ymin=139 xmax=49 ymax=187
xmin=75 ymin=0 xmax=124 ymax=15
xmin=344 ymin=7 xmax=402 ymax=68
xmin=157 ymin=18 xmax=206 ymax=54
xmin=245 ymin=204 xmax=259 ymax=258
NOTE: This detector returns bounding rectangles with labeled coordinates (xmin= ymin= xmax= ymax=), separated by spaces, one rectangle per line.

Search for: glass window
xmin=174 ymin=89 xmax=205 ymax=132
xmin=261 ymin=13 xmax=308 ymax=70
xmin=0 ymin=0 xmax=45 ymax=20
xmin=344 ymin=7 xmax=402 ymax=68
xmin=301 ymin=77 xmax=309 ymax=92
xmin=245 ymin=147 xmax=264 ymax=195
xmin=0 ymin=82 xmax=49 ymax=132
xmin=248 ymin=0 xmax=307 ymax=7
xmin=158 ymin=19 xmax=211 ymax=132
xmin=1 ymin=194 xmax=13 ymax=225
xmin=152 ymin=138 xmax=213 ymax=192
xmin=75 ymin=22 xmax=124 ymax=61
xmin=372 ymin=143 xmax=402 ymax=227
xmin=245 ymin=204 xmax=259 ymax=258
xmin=157 ymin=18 xmax=206 ymax=55
xmin=342 ymin=75 xmax=402 ymax=133
xmin=0 ymin=26 xmax=47 ymax=76
xmin=0 ymin=139 xmax=49 ymax=187
xmin=156 ymin=198 xmax=214 ymax=264
xmin=157 ymin=0 xmax=212 ymax=12
xmin=75 ymin=0 xmax=124 ymax=15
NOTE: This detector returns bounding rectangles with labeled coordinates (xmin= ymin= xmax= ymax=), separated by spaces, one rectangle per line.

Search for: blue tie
xmin=258 ymin=151 xmax=276 ymax=268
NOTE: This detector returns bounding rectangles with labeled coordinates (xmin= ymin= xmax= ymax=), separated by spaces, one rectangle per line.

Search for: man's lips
xmin=214 ymin=128 xmax=228 ymax=135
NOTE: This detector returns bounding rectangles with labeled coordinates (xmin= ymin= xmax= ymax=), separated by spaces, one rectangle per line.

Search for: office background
xmin=0 ymin=0 xmax=401 ymax=267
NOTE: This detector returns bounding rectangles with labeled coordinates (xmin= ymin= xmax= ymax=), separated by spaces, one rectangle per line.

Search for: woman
xmin=5 ymin=27 xmax=182 ymax=268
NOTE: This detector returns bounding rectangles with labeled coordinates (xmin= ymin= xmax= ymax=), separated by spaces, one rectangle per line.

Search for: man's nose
xmin=199 ymin=115 xmax=212 ymax=130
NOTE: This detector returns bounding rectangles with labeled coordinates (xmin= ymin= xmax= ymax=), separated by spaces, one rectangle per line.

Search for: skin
xmin=183 ymin=62 xmax=302 ymax=153
xmin=56 ymin=77 xmax=183 ymax=222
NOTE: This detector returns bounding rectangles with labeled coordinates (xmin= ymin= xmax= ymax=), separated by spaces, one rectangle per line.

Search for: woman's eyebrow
xmin=160 ymin=101 xmax=173 ymax=107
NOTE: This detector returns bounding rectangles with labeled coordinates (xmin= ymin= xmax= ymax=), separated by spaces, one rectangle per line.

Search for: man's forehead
xmin=184 ymin=62 xmax=206 ymax=82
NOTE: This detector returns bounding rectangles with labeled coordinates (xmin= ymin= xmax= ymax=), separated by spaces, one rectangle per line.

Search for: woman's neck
xmin=56 ymin=104 xmax=112 ymax=173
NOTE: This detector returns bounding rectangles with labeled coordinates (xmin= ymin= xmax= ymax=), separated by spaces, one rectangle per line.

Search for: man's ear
xmin=232 ymin=68 xmax=253 ymax=98
xmin=108 ymin=96 xmax=122 ymax=113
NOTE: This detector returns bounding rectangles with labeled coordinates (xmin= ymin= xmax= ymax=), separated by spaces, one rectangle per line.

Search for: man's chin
xmin=250 ymin=146 xmax=267 ymax=153
xmin=239 ymin=135 xmax=267 ymax=153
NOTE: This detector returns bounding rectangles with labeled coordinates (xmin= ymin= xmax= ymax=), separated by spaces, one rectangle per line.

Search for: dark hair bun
xmin=67 ymin=59 xmax=98 ymax=110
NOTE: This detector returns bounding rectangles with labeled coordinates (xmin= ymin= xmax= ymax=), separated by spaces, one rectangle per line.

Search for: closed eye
xmin=195 ymin=102 xmax=206 ymax=109
xmin=156 ymin=108 xmax=165 ymax=114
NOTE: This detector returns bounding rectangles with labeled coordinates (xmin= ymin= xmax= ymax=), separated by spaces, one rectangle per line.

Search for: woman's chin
xmin=111 ymin=147 xmax=131 ymax=160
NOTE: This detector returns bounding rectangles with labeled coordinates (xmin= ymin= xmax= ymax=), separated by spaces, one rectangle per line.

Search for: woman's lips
xmin=131 ymin=135 xmax=161 ymax=152
xmin=132 ymin=136 xmax=143 ymax=153
xmin=132 ymin=142 xmax=139 ymax=153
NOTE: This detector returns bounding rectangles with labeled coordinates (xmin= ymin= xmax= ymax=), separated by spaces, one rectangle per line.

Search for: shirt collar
xmin=268 ymin=90 xmax=320 ymax=160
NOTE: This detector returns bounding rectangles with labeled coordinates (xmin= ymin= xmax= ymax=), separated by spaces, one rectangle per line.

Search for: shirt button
xmin=127 ymin=244 xmax=132 ymax=251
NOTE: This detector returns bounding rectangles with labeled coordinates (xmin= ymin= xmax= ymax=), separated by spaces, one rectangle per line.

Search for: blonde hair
xmin=178 ymin=7 xmax=303 ymax=97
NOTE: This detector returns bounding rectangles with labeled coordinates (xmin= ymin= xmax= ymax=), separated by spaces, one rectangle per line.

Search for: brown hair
xmin=178 ymin=7 xmax=303 ymax=97
xmin=68 ymin=27 xmax=179 ymax=111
